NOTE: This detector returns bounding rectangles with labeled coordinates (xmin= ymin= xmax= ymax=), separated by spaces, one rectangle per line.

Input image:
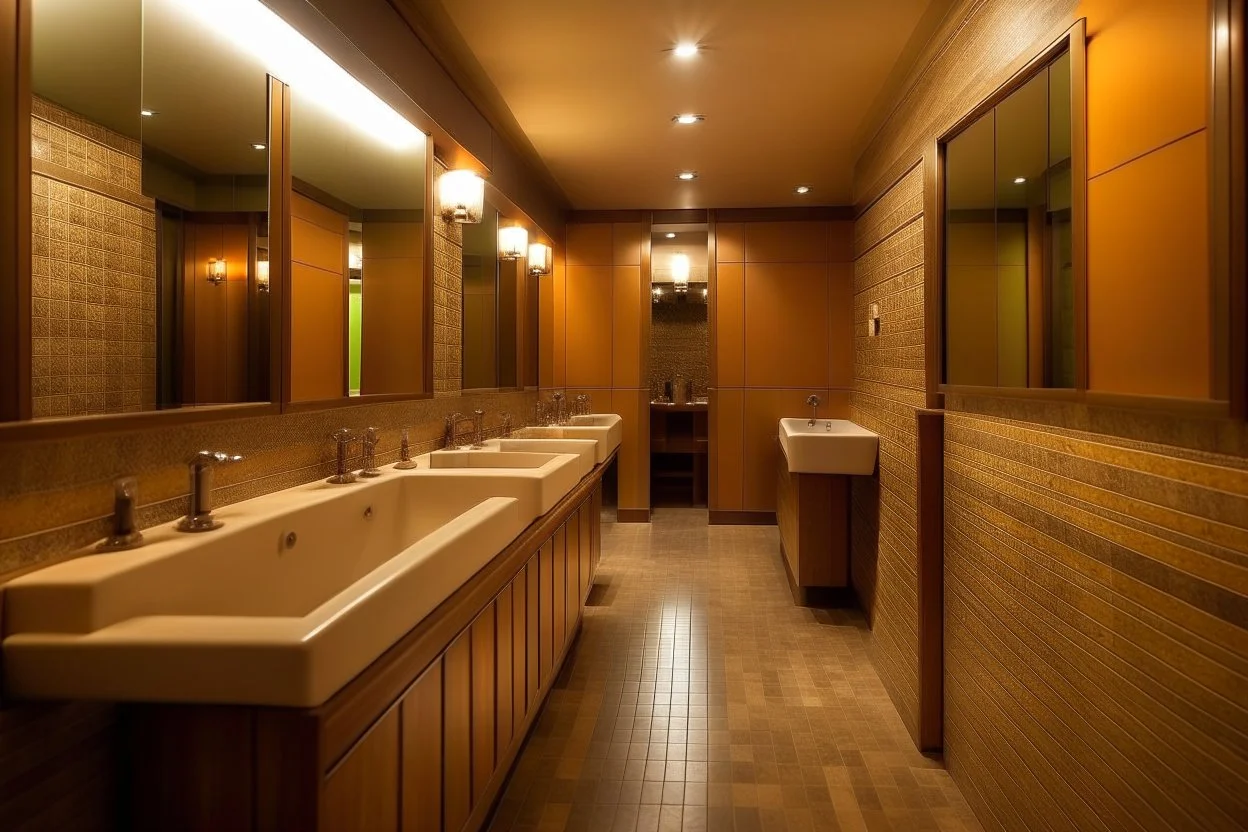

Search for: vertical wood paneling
xmin=322 ymin=708 xmax=399 ymax=832
xmin=400 ymin=662 xmax=442 ymax=832
xmin=526 ymin=554 xmax=540 ymax=707
xmin=470 ymin=605 xmax=496 ymax=806
xmin=512 ymin=569 xmax=528 ymax=731
xmin=495 ymin=585 xmax=513 ymax=757
xmin=552 ymin=526 xmax=566 ymax=656
xmin=443 ymin=632 xmax=472 ymax=832
xmin=539 ymin=538 xmax=554 ymax=686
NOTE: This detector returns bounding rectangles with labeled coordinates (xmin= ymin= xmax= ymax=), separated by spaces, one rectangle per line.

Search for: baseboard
xmin=616 ymin=508 xmax=651 ymax=523
xmin=708 ymin=510 xmax=776 ymax=526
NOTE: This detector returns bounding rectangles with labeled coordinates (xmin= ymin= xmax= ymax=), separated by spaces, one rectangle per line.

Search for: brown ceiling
xmin=427 ymin=0 xmax=939 ymax=209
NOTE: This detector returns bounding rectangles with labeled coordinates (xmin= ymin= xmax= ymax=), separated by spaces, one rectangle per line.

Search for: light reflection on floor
xmin=488 ymin=508 xmax=981 ymax=832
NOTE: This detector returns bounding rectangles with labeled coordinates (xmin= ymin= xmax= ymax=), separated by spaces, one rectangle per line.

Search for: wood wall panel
xmin=290 ymin=193 xmax=347 ymax=402
xmin=743 ymin=221 xmax=828 ymax=263
xmin=742 ymin=263 xmax=830 ymax=390
xmin=360 ymin=220 xmax=424 ymax=395
xmin=443 ymin=633 xmax=471 ymax=832
xmin=715 ymin=262 xmax=745 ymax=388
xmin=611 ymin=265 xmax=642 ymax=389
xmin=712 ymin=388 xmax=745 ymax=511
xmin=563 ymin=265 xmax=613 ymax=388
xmin=322 ymin=707 xmax=399 ymax=832
xmin=400 ymin=663 xmax=441 ymax=832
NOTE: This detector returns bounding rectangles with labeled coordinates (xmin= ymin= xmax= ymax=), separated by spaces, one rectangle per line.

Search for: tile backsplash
xmin=649 ymin=298 xmax=708 ymax=398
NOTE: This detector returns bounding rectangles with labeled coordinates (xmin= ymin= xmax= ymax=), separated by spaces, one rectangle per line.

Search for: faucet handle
xmin=805 ymin=394 xmax=821 ymax=408
xmin=331 ymin=428 xmax=356 ymax=445
xmin=363 ymin=426 xmax=379 ymax=446
xmin=501 ymin=412 xmax=513 ymax=437
xmin=190 ymin=450 xmax=244 ymax=467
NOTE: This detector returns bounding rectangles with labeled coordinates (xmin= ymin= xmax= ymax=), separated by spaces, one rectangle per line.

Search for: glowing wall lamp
xmin=528 ymin=242 xmax=553 ymax=276
xmin=498 ymin=226 xmax=528 ymax=261
xmin=207 ymin=258 xmax=227 ymax=285
xmin=438 ymin=170 xmax=485 ymax=224
xmin=256 ymin=258 xmax=270 ymax=292
xmin=671 ymin=252 xmax=690 ymax=293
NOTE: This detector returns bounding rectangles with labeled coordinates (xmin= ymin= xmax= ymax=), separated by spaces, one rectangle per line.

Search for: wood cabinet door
xmin=495 ymin=584 xmax=514 ymax=758
xmin=526 ymin=554 xmax=540 ymax=708
xmin=471 ymin=604 xmax=497 ymax=805
xmin=443 ymin=632 xmax=472 ymax=832
xmin=321 ymin=707 xmax=400 ymax=832
xmin=565 ymin=510 xmax=580 ymax=635
xmin=553 ymin=525 xmax=566 ymax=654
xmin=512 ymin=568 xmax=528 ymax=734
xmin=401 ymin=662 xmax=442 ymax=832
xmin=539 ymin=538 xmax=554 ymax=686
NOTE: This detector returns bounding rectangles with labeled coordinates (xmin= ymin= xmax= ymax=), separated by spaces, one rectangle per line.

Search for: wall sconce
xmin=499 ymin=226 xmax=528 ymax=261
xmin=528 ymin=242 xmax=553 ymax=276
xmin=256 ymin=258 xmax=270 ymax=293
xmin=207 ymin=258 xmax=227 ymax=285
xmin=349 ymin=242 xmax=363 ymax=273
xmin=671 ymin=252 xmax=690 ymax=293
xmin=438 ymin=170 xmax=485 ymax=224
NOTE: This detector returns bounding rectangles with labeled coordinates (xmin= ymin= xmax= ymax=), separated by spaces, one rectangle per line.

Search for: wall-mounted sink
xmin=2 ymin=473 xmax=530 ymax=708
xmin=778 ymin=418 xmax=879 ymax=476
xmin=512 ymin=413 xmax=622 ymax=464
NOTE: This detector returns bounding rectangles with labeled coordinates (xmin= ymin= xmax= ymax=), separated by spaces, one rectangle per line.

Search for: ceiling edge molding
xmin=385 ymin=0 xmax=571 ymax=210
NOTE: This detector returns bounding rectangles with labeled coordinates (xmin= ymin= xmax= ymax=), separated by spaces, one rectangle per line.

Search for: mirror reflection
xmin=943 ymin=48 xmax=1075 ymax=389
xmin=461 ymin=204 xmax=536 ymax=391
xmin=649 ymin=224 xmax=708 ymax=404
xmin=29 ymin=0 xmax=272 ymax=418
xmin=288 ymin=80 xmax=426 ymax=402
xmin=461 ymin=203 xmax=499 ymax=391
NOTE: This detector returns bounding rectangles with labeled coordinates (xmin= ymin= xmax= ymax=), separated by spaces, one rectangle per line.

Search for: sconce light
xmin=256 ymin=258 xmax=270 ymax=293
xmin=671 ymin=252 xmax=690 ymax=293
xmin=438 ymin=170 xmax=485 ymax=224
xmin=528 ymin=242 xmax=553 ymax=276
xmin=349 ymin=241 xmax=363 ymax=272
xmin=499 ymin=226 xmax=528 ymax=261
xmin=207 ymin=258 xmax=227 ymax=285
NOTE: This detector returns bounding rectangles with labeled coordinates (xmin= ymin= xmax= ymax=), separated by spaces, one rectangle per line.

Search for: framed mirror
xmin=940 ymin=23 xmax=1084 ymax=392
xmin=649 ymin=223 xmax=709 ymax=404
xmin=26 ymin=0 xmax=277 ymax=420
xmin=286 ymin=74 xmax=430 ymax=405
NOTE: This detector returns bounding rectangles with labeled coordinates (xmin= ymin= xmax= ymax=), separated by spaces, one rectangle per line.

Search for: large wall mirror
xmin=461 ymin=196 xmax=542 ymax=392
xmin=941 ymin=30 xmax=1082 ymax=391
xmin=28 ymin=0 xmax=274 ymax=419
xmin=649 ymin=223 xmax=708 ymax=403
xmin=288 ymin=81 xmax=428 ymax=404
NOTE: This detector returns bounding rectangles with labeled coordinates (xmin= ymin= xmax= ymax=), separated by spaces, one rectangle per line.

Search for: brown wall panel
xmin=713 ymin=388 xmax=745 ymax=511
xmin=321 ymin=708 xmax=399 ymax=832
xmin=563 ymin=265 xmax=613 ymax=388
xmin=744 ymin=221 xmax=828 ymax=263
xmin=443 ymin=633 xmax=471 ymax=832
xmin=715 ymin=262 xmax=745 ymax=388
xmin=612 ymin=222 xmax=643 ymax=267
xmin=743 ymin=263 xmax=830 ymax=389
xmin=360 ymin=220 xmax=424 ymax=396
xmin=565 ymin=223 xmax=613 ymax=266
xmin=400 ymin=662 xmax=442 ymax=832
xmin=612 ymin=265 xmax=643 ymax=389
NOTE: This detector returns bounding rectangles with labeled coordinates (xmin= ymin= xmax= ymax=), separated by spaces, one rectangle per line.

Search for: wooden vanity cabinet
xmin=127 ymin=469 xmax=608 ymax=832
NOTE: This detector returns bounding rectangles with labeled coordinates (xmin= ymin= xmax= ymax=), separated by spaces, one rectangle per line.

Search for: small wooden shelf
xmin=650 ymin=406 xmax=709 ymax=507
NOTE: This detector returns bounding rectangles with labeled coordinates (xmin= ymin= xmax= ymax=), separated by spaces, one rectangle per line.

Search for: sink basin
xmin=778 ymin=418 xmax=879 ymax=476
xmin=2 ymin=473 xmax=528 ymax=707
xmin=426 ymin=449 xmax=589 ymax=515
xmin=482 ymin=437 xmax=599 ymax=471
xmin=512 ymin=413 xmax=622 ymax=464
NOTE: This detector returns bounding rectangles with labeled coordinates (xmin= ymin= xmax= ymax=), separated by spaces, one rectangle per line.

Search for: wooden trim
xmin=565 ymin=209 xmax=649 ymax=224
xmin=1070 ymin=19 xmax=1089 ymax=393
xmin=923 ymin=145 xmax=944 ymax=410
xmin=708 ymin=510 xmax=776 ymax=526
xmin=652 ymin=209 xmax=708 ymax=224
xmin=1083 ymin=391 xmax=1233 ymax=419
xmin=314 ymin=467 xmax=607 ymax=771
xmin=0 ymin=402 xmax=276 ymax=444
xmin=713 ymin=206 xmax=855 ymax=223
xmin=280 ymin=391 xmax=435 ymax=415
xmin=616 ymin=508 xmax=651 ymax=524
xmin=939 ymin=384 xmax=1082 ymax=402
xmin=915 ymin=408 xmax=944 ymax=752
xmin=268 ymin=77 xmax=289 ymax=415
xmin=0 ymin=0 xmax=31 ymax=422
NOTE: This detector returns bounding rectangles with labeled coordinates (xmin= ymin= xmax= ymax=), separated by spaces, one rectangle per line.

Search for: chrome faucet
xmin=97 ymin=477 xmax=144 ymax=551
xmin=178 ymin=451 xmax=243 ymax=532
xmin=501 ymin=412 xmax=513 ymax=438
xmin=806 ymin=394 xmax=821 ymax=427
xmin=328 ymin=429 xmax=357 ymax=484
xmin=471 ymin=409 xmax=486 ymax=449
xmin=395 ymin=428 xmax=418 ymax=469
xmin=443 ymin=412 xmax=462 ymax=448
xmin=552 ymin=391 xmax=565 ymax=425
xmin=574 ymin=394 xmax=590 ymax=417
xmin=360 ymin=427 xmax=382 ymax=477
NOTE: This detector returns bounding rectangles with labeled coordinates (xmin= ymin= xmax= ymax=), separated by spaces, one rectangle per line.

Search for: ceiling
xmin=431 ymin=0 xmax=938 ymax=209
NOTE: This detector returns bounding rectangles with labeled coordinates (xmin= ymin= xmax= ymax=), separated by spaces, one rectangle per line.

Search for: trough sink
xmin=511 ymin=413 xmax=622 ymax=464
xmin=778 ymin=417 xmax=879 ymax=476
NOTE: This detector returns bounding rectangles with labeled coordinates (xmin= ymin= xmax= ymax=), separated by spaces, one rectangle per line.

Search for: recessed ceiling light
xmin=140 ymin=109 xmax=156 ymax=117
xmin=794 ymin=185 xmax=811 ymax=195
xmin=1014 ymin=177 xmax=1027 ymax=184
xmin=673 ymin=42 xmax=699 ymax=58
xmin=665 ymin=233 xmax=676 ymax=239
xmin=252 ymin=143 xmax=267 ymax=151
xmin=677 ymin=171 xmax=698 ymax=181
xmin=673 ymin=114 xmax=705 ymax=125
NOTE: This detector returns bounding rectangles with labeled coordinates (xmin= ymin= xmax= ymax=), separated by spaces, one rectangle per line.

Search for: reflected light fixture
xmin=528 ymin=242 xmax=553 ymax=276
xmin=349 ymin=242 xmax=363 ymax=272
xmin=439 ymin=170 xmax=485 ymax=224
xmin=1013 ymin=177 xmax=1027 ymax=184
xmin=169 ymin=0 xmax=422 ymax=150
xmin=794 ymin=185 xmax=811 ymax=195
xmin=673 ymin=114 xmax=705 ymax=125
xmin=674 ymin=42 xmax=699 ymax=58
xmin=256 ymin=258 xmax=270 ymax=292
xmin=672 ymin=252 xmax=690 ymax=293
xmin=499 ymin=226 xmax=529 ymax=261
xmin=252 ymin=142 xmax=267 ymax=151
xmin=140 ymin=109 xmax=156 ymax=118
xmin=677 ymin=171 xmax=698 ymax=181
xmin=665 ymin=232 xmax=676 ymax=239
xmin=207 ymin=258 xmax=227 ymax=285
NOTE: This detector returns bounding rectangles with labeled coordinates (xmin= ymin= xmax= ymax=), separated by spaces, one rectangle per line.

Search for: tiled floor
xmin=488 ymin=508 xmax=982 ymax=832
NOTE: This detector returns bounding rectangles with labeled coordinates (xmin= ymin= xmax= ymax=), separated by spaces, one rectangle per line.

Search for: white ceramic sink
xmin=426 ymin=449 xmax=588 ymax=515
xmin=778 ymin=418 xmax=879 ymax=476
xmin=481 ymin=437 xmax=599 ymax=471
xmin=2 ymin=472 xmax=530 ymax=707
xmin=512 ymin=413 xmax=622 ymax=464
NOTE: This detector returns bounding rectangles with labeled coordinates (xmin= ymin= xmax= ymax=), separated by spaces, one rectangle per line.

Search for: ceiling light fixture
xmin=252 ymin=142 xmax=267 ymax=151
xmin=677 ymin=171 xmax=698 ymax=181
xmin=673 ymin=42 xmax=699 ymax=58
xmin=528 ymin=242 xmax=553 ymax=276
xmin=665 ymin=233 xmax=676 ymax=239
xmin=140 ymin=109 xmax=156 ymax=118
xmin=1014 ymin=177 xmax=1027 ymax=184
xmin=438 ymin=170 xmax=485 ymax=224
xmin=499 ymin=226 xmax=529 ymax=261
xmin=795 ymin=185 xmax=811 ymax=195
xmin=673 ymin=114 xmax=704 ymax=125
xmin=169 ymin=0 xmax=422 ymax=150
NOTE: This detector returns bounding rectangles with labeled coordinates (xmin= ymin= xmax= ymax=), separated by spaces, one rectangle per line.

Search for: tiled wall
xmin=433 ymin=160 xmax=464 ymax=397
xmin=711 ymin=221 xmax=855 ymax=515
xmin=30 ymin=97 xmax=156 ymax=418
xmin=853 ymin=0 xmax=1248 ymax=826
xmin=648 ymin=300 xmax=707 ymax=398
xmin=849 ymin=164 xmax=925 ymax=741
